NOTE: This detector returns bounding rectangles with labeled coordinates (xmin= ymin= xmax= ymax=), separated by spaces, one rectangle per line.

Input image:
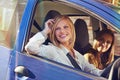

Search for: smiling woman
xmin=84 ymin=29 xmax=115 ymax=70
xmin=25 ymin=15 xmax=104 ymax=77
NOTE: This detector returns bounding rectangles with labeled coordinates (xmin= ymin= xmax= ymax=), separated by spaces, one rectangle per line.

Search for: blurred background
xmin=102 ymin=0 xmax=120 ymax=6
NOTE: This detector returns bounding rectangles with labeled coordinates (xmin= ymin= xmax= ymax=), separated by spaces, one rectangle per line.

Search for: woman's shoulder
xmin=84 ymin=53 xmax=93 ymax=56
xmin=84 ymin=53 xmax=95 ymax=59
xmin=47 ymin=43 xmax=62 ymax=51
xmin=74 ymin=50 xmax=85 ymax=59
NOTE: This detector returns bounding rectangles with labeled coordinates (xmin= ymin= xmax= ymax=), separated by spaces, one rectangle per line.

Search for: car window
xmin=27 ymin=0 xmax=120 ymax=58
xmin=0 ymin=0 xmax=27 ymax=49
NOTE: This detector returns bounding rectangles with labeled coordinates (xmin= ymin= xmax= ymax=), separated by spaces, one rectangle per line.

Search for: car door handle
xmin=14 ymin=66 xmax=35 ymax=79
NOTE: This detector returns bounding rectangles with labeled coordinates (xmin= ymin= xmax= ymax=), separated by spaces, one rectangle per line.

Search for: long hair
xmin=49 ymin=15 xmax=75 ymax=48
xmin=93 ymin=29 xmax=115 ymax=68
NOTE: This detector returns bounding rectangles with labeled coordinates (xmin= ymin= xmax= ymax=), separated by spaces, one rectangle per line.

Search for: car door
xmin=0 ymin=0 xmax=28 ymax=80
xmin=6 ymin=0 xmax=120 ymax=80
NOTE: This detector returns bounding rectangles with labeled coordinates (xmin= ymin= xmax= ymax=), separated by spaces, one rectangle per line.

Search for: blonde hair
xmin=49 ymin=15 xmax=75 ymax=48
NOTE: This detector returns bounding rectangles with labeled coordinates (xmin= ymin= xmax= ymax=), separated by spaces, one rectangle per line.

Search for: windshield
xmin=0 ymin=0 xmax=27 ymax=49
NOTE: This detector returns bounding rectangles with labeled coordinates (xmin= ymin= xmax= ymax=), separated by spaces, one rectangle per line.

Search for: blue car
xmin=0 ymin=0 xmax=120 ymax=80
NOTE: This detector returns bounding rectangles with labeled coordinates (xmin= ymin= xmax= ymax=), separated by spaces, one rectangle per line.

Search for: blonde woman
xmin=25 ymin=15 xmax=103 ymax=76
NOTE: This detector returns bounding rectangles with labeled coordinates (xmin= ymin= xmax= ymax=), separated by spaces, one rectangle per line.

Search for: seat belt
xmin=66 ymin=53 xmax=81 ymax=70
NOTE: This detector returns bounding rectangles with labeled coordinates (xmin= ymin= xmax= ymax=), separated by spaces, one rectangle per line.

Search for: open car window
xmin=22 ymin=0 xmax=120 ymax=79
xmin=27 ymin=0 xmax=120 ymax=56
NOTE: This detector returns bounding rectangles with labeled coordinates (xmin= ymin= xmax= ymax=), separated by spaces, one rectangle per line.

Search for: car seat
xmin=74 ymin=19 xmax=92 ymax=55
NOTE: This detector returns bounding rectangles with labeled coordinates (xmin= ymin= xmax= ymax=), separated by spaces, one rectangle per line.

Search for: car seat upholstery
xmin=74 ymin=19 xmax=92 ymax=55
xmin=42 ymin=10 xmax=61 ymax=45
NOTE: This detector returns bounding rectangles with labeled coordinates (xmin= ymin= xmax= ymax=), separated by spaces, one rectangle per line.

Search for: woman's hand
xmin=43 ymin=19 xmax=54 ymax=35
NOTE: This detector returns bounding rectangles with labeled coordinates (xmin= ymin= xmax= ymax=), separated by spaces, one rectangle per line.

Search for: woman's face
xmin=55 ymin=19 xmax=72 ymax=46
xmin=96 ymin=34 xmax=113 ymax=53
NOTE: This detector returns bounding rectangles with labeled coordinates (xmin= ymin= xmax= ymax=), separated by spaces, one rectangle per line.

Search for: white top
xmin=25 ymin=32 xmax=103 ymax=76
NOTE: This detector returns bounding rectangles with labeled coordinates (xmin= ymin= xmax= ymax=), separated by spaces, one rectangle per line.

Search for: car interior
xmin=74 ymin=18 xmax=92 ymax=55
xmin=25 ymin=0 xmax=120 ymax=55
xmin=21 ymin=0 xmax=120 ymax=79
xmin=24 ymin=0 xmax=120 ymax=71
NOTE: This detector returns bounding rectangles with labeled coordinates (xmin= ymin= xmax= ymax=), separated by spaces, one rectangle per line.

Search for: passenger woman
xmin=84 ymin=29 xmax=115 ymax=70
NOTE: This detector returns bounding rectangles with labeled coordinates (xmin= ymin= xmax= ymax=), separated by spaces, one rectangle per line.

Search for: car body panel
xmin=0 ymin=46 xmax=11 ymax=80
xmin=16 ymin=0 xmax=38 ymax=52
xmin=16 ymin=52 xmax=94 ymax=80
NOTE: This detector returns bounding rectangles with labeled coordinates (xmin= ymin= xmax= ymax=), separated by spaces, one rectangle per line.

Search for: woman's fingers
xmin=46 ymin=19 xmax=54 ymax=29
xmin=44 ymin=19 xmax=55 ymax=34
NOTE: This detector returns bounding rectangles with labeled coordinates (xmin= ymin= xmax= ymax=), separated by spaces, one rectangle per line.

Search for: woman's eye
xmin=98 ymin=38 xmax=104 ymax=42
xmin=106 ymin=41 xmax=112 ymax=44
xmin=55 ymin=27 xmax=60 ymax=31
xmin=64 ymin=26 xmax=69 ymax=29
xmin=98 ymin=38 xmax=112 ymax=44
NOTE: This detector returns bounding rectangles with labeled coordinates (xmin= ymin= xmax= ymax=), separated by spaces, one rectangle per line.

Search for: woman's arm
xmin=25 ymin=32 xmax=47 ymax=54
xmin=82 ymin=56 xmax=103 ymax=76
xmin=25 ymin=19 xmax=54 ymax=55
